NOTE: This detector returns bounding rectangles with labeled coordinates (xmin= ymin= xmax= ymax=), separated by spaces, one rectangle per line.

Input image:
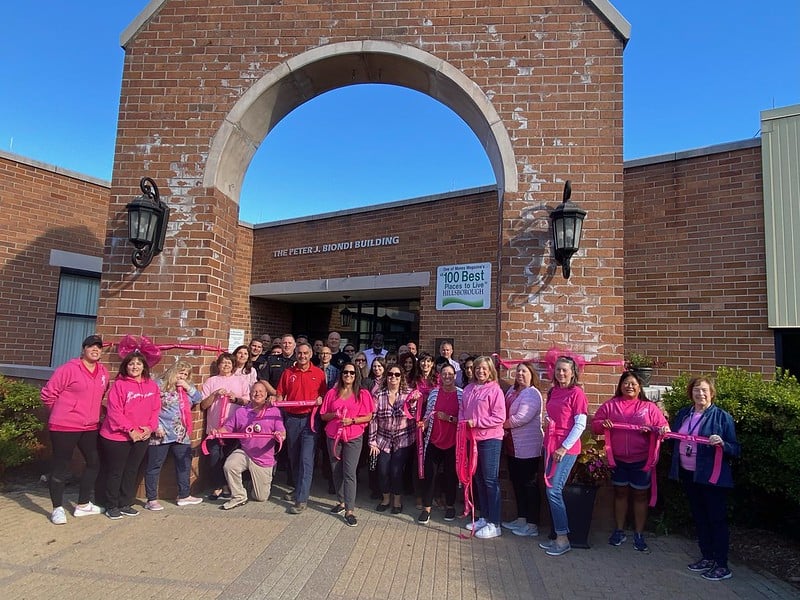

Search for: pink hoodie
xmin=41 ymin=358 xmax=110 ymax=432
xmin=459 ymin=381 xmax=506 ymax=441
xmin=591 ymin=396 xmax=668 ymax=462
xmin=99 ymin=376 xmax=161 ymax=442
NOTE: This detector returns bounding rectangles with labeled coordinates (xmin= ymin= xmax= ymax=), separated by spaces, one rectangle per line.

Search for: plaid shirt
xmin=368 ymin=389 xmax=419 ymax=452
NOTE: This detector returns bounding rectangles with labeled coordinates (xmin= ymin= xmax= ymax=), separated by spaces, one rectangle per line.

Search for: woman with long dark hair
xmin=99 ymin=351 xmax=161 ymax=519
xmin=320 ymin=364 xmax=375 ymax=526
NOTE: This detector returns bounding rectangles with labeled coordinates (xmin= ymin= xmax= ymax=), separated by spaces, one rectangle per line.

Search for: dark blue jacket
xmin=668 ymin=403 xmax=740 ymax=488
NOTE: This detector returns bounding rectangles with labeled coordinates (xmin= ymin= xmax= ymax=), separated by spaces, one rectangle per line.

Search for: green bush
xmin=0 ymin=375 xmax=44 ymax=473
xmin=656 ymin=367 xmax=800 ymax=539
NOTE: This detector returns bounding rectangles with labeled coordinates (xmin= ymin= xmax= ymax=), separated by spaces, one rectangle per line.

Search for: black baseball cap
xmin=82 ymin=335 xmax=103 ymax=348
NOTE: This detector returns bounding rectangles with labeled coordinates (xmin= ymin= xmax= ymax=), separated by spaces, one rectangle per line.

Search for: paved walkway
xmin=1 ymin=477 xmax=796 ymax=600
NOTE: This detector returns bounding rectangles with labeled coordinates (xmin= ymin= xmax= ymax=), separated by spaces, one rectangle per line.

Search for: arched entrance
xmin=203 ymin=40 xmax=517 ymax=204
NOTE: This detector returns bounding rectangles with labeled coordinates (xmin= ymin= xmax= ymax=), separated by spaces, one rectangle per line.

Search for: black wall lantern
xmin=549 ymin=180 xmax=587 ymax=279
xmin=126 ymin=177 xmax=170 ymax=269
xmin=339 ymin=296 xmax=354 ymax=328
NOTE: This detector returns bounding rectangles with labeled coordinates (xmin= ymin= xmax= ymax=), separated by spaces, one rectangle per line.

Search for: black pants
xmin=680 ymin=467 xmax=730 ymax=568
xmin=507 ymin=455 xmax=541 ymax=524
xmin=377 ymin=446 xmax=413 ymax=496
xmin=421 ymin=444 xmax=457 ymax=508
xmin=98 ymin=437 xmax=149 ymax=509
xmin=49 ymin=429 xmax=100 ymax=508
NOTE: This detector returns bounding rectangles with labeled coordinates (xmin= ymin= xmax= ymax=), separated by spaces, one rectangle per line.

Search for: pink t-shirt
xmin=321 ymin=388 xmax=375 ymax=442
xmin=545 ymin=385 xmax=588 ymax=456
xmin=429 ymin=388 xmax=459 ymax=450
xmin=202 ymin=374 xmax=252 ymax=434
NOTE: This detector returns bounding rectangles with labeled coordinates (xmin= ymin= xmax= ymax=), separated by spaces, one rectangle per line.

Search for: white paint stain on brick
xmin=512 ymin=108 xmax=528 ymax=130
xmin=319 ymin=37 xmax=330 ymax=45
xmin=422 ymin=18 xmax=433 ymax=26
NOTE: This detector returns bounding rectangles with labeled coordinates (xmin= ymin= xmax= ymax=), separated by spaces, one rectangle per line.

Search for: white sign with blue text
xmin=436 ymin=262 xmax=492 ymax=310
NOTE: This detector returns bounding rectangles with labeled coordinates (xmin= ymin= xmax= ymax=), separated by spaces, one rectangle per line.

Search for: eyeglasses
xmin=354 ymin=358 xmax=366 ymax=363
xmin=387 ymin=372 xmax=402 ymax=378
xmin=321 ymin=351 xmax=332 ymax=355
xmin=342 ymin=370 xmax=356 ymax=376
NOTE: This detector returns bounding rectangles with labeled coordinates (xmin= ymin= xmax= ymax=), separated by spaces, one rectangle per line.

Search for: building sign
xmin=436 ymin=262 xmax=492 ymax=310
xmin=272 ymin=236 xmax=400 ymax=258
xmin=228 ymin=328 xmax=245 ymax=351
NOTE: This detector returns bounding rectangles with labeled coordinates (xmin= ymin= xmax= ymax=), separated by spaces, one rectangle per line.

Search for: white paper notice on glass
xmin=228 ymin=329 xmax=246 ymax=352
xmin=436 ymin=263 xmax=492 ymax=310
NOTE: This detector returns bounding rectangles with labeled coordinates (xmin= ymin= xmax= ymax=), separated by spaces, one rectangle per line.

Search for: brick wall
xmin=624 ymin=142 xmax=774 ymax=384
xmin=251 ymin=189 xmax=499 ymax=358
xmin=0 ymin=153 xmax=108 ymax=366
xmin=100 ymin=0 xmax=625 ymax=407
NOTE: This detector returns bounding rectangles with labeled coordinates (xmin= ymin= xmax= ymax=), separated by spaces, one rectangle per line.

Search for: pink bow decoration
xmin=118 ymin=334 xmax=162 ymax=367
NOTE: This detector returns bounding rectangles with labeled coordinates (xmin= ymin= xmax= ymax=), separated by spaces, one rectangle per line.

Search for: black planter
xmin=630 ymin=367 xmax=653 ymax=387
xmin=563 ymin=484 xmax=598 ymax=548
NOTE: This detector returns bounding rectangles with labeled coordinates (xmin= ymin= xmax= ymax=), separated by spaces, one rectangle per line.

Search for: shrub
xmin=0 ymin=375 xmax=44 ymax=474
xmin=657 ymin=367 xmax=800 ymax=539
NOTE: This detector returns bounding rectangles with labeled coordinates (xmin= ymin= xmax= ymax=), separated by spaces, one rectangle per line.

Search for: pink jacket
xmin=99 ymin=376 xmax=161 ymax=442
xmin=591 ymin=396 xmax=668 ymax=462
xmin=460 ymin=381 xmax=506 ymax=441
xmin=41 ymin=358 xmax=110 ymax=432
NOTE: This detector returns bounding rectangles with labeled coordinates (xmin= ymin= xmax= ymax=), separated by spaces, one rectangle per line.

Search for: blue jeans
xmin=284 ymin=414 xmax=317 ymax=503
xmin=475 ymin=439 xmax=502 ymax=525
xmin=145 ymin=443 xmax=192 ymax=500
xmin=545 ymin=453 xmax=578 ymax=535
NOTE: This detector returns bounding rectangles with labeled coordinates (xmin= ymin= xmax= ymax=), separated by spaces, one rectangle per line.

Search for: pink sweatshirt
xmin=222 ymin=405 xmax=285 ymax=467
xmin=591 ymin=396 xmax=668 ymax=462
xmin=460 ymin=381 xmax=506 ymax=441
xmin=99 ymin=376 xmax=161 ymax=442
xmin=41 ymin=358 xmax=110 ymax=432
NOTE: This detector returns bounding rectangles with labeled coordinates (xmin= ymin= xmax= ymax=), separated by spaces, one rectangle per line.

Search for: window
xmin=51 ymin=272 xmax=100 ymax=367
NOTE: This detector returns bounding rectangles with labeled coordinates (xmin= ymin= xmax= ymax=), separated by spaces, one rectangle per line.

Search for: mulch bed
xmin=729 ymin=526 xmax=800 ymax=590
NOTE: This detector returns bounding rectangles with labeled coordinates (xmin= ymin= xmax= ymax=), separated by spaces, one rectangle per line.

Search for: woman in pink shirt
xmin=201 ymin=352 xmax=252 ymax=500
xmin=592 ymin=371 xmax=669 ymax=552
xmin=419 ymin=363 xmax=462 ymax=524
xmin=98 ymin=351 xmax=161 ymax=520
xmin=501 ymin=362 xmax=544 ymax=538
xmin=459 ymin=356 xmax=506 ymax=539
xmin=320 ymin=365 xmax=375 ymax=527
xmin=538 ymin=356 xmax=588 ymax=556
xmin=41 ymin=334 xmax=110 ymax=525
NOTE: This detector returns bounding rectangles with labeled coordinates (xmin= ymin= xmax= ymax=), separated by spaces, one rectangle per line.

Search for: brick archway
xmin=204 ymin=40 xmax=517 ymax=203
xmin=101 ymin=0 xmax=629 ymax=403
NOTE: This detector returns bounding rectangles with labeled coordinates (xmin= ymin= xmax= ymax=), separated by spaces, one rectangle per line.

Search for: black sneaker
xmin=344 ymin=514 xmax=358 ymax=527
xmin=444 ymin=507 xmax=456 ymax=521
xmin=106 ymin=507 xmax=123 ymax=520
xmin=375 ymin=502 xmax=390 ymax=512
xmin=687 ymin=559 xmax=716 ymax=572
xmin=418 ymin=510 xmax=431 ymax=524
xmin=120 ymin=506 xmax=139 ymax=517
xmin=330 ymin=503 xmax=345 ymax=515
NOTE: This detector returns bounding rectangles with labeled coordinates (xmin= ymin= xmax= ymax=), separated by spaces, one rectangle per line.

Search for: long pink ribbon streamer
xmin=601 ymin=423 xmax=723 ymax=507
xmin=543 ymin=421 xmax=559 ymax=488
xmin=201 ymin=431 xmax=283 ymax=455
xmin=455 ymin=421 xmax=478 ymax=538
xmin=274 ymin=400 xmax=319 ymax=432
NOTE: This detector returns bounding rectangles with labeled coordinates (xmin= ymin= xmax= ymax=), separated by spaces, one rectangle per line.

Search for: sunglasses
xmin=342 ymin=370 xmax=356 ymax=375
xmin=387 ymin=372 xmax=403 ymax=378
xmin=354 ymin=358 xmax=366 ymax=363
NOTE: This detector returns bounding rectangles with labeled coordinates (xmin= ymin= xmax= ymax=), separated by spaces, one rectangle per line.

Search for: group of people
xmin=41 ymin=334 xmax=739 ymax=580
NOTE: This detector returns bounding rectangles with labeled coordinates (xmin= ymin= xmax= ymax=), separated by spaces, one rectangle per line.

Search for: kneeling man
xmin=216 ymin=381 xmax=285 ymax=509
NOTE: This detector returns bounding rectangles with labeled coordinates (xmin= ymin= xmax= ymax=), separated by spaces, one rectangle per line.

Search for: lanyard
xmin=685 ymin=411 xmax=704 ymax=436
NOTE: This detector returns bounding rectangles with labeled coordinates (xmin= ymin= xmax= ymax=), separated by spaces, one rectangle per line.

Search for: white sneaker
xmin=501 ymin=517 xmax=526 ymax=531
xmin=465 ymin=517 xmax=487 ymax=532
xmin=50 ymin=506 xmax=67 ymax=525
xmin=176 ymin=496 xmax=203 ymax=506
xmin=512 ymin=524 xmax=540 ymax=537
xmin=73 ymin=502 xmax=103 ymax=517
xmin=475 ymin=523 xmax=502 ymax=539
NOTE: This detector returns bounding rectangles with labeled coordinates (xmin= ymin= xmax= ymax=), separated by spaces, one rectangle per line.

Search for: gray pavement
xmin=1 ymin=476 xmax=797 ymax=600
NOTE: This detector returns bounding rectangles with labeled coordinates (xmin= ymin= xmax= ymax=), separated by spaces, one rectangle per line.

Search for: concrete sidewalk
xmin=0 ymin=477 xmax=796 ymax=600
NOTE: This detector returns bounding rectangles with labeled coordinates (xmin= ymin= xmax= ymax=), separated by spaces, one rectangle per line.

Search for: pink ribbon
xmin=118 ymin=334 xmax=162 ymax=366
xmin=601 ymin=423 xmax=723 ymax=507
xmin=543 ymin=420 xmax=559 ymax=488
xmin=274 ymin=400 xmax=319 ymax=432
xmin=492 ymin=348 xmax=626 ymax=380
xmin=201 ymin=431 xmax=283 ymax=455
xmin=455 ymin=421 xmax=478 ymax=537
xmin=331 ymin=408 xmax=347 ymax=461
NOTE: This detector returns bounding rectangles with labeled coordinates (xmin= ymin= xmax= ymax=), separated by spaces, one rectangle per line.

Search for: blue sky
xmin=1 ymin=1 xmax=798 ymax=223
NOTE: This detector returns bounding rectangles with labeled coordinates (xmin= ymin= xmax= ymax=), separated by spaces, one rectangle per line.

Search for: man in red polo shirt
xmin=275 ymin=342 xmax=327 ymax=514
